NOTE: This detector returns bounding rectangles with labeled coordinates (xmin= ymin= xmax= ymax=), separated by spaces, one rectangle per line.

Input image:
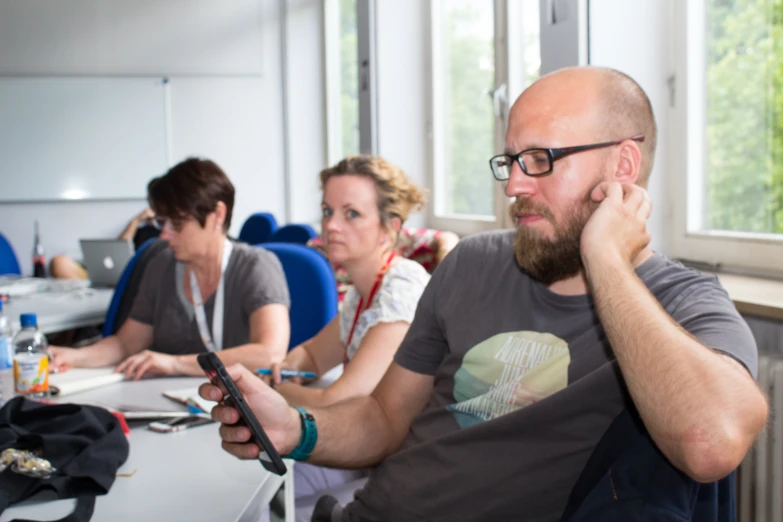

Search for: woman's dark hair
xmin=147 ymin=158 xmax=235 ymax=232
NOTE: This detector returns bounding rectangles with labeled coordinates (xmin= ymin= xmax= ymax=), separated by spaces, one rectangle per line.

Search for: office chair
xmin=102 ymin=239 xmax=167 ymax=337
xmin=262 ymin=242 xmax=338 ymax=350
xmin=238 ymin=212 xmax=278 ymax=245
xmin=269 ymin=223 xmax=317 ymax=245
xmin=0 ymin=233 xmax=21 ymax=276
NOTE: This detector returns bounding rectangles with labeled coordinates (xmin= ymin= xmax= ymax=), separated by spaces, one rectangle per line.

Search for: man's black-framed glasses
xmin=489 ymin=134 xmax=645 ymax=181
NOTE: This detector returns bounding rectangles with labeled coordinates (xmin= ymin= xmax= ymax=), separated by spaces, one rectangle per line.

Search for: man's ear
xmin=612 ymin=140 xmax=642 ymax=185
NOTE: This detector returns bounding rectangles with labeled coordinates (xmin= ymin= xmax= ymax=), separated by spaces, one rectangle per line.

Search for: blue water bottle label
xmin=0 ymin=338 xmax=11 ymax=369
xmin=0 ymin=337 xmax=14 ymax=370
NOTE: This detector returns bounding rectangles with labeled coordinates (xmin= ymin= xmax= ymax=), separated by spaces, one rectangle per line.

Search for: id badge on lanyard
xmin=190 ymin=238 xmax=233 ymax=352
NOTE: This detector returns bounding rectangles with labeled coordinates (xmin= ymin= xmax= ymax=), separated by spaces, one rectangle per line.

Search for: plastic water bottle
xmin=13 ymin=313 xmax=50 ymax=399
xmin=0 ymin=301 xmax=12 ymax=403
xmin=0 ymin=301 xmax=12 ymax=370
xmin=33 ymin=220 xmax=47 ymax=278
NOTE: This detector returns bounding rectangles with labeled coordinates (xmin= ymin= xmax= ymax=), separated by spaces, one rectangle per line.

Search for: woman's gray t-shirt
xmin=129 ymin=242 xmax=290 ymax=354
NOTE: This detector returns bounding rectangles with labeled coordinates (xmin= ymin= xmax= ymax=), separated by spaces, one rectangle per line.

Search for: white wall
xmin=0 ymin=0 xmax=294 ymax=273
xmin=283 ymin=0 xmax=328 ymax=226
xmin=589 ymin=0 xmax=671 ymax=255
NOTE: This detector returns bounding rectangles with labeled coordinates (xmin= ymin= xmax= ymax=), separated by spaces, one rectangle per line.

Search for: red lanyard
xmin=344 ymin=251 xmax=396 ymax=365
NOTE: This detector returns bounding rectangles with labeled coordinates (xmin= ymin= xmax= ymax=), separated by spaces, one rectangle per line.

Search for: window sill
xmin=716 ymin=274 xmax=783 ymax=322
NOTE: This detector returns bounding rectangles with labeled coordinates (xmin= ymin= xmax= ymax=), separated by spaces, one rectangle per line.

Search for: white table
xmin=0 ymin=376 xmax=294 ymax=522
xmin=3 ymin=287 xmax=113 ymax=335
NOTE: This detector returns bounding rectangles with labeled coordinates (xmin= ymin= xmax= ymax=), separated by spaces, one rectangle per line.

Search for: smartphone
xmin=148 ymin=415 xmax=215 ymax=433
xmin=196 ymin=353 xmax=287 ymax=475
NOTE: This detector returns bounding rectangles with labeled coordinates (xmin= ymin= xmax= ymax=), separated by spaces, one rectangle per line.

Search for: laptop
xmin=79 ymin=239 xmax=134 ymax=287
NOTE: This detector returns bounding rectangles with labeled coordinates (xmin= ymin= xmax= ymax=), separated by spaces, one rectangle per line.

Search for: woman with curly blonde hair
xmin=264 ymin=155 xmax=431 ymax=499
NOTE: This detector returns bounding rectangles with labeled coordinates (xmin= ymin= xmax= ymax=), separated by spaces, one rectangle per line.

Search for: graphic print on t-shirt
xmin=447 ymin=331 xmax=571 ymax=428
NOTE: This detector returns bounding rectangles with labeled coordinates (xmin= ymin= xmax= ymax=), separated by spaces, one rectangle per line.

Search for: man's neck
xmin=547 ymin=247 xmax=655 ymax=296
xmin=346 ymin=249 xmax=393 ymax=302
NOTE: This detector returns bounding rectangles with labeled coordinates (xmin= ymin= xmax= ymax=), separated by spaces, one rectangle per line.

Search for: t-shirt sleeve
xmin=670 ymin=281 xmax=758 ymax=378
xmin=393 ymin=247 xmax=459 ymax=375
xmin=238 ymin=247 xmax=291 ymax=315
xmin=361 ymin=263 xmax=429 ymax=331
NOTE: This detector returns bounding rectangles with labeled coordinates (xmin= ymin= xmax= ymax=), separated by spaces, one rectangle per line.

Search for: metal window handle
xmin=484 ymin=84 xmax=508 ymax=119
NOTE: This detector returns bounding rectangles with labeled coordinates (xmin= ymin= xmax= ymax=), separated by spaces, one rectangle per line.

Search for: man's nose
xmin=504 ymin=161 xmax=538 ymax=199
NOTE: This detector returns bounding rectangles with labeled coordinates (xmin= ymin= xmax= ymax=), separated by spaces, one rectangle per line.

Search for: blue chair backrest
xmin=0 ymin=233 xmax=21 ymax=276
xmin=262 ymin=242 xmax=338 ymax=350
xmin=239 ymin=212 xmax=278 ymax=245
xmin=102 ymin=238 xmax=159 ymax=337
xmin=270 ymin=223 xmax=317 ymax=245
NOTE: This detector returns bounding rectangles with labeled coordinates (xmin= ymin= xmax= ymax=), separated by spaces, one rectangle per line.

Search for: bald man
xmin=200 ymin=67 xmax=767 ymax=522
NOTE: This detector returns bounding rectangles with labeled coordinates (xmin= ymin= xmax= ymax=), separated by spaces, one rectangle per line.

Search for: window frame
xmin=425 ymin=0 xmax=513 ymax=236
xmin=323 ymin=0 xmax=372 ymax=165
xmin=670 ymin=0 xmax=783 ymax=277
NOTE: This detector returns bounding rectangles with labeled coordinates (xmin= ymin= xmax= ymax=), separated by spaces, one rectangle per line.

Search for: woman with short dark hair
xmin=51 ymin=158 xmax=291 ymax=379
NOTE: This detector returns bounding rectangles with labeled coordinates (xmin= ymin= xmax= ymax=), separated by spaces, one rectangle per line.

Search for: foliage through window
xmin=436 ymin=0 xmax=495 ymax=218
xmin=704 ymin=0 xmax=783 ymax=234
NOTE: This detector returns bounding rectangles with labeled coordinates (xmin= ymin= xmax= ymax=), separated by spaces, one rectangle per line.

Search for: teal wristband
xmin=286 ymin=407 xmax=317 ymax=461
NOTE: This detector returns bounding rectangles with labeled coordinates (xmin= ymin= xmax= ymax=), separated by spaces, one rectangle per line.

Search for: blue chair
xmin=262 ymin=242 xmax=338 ymax=350
xmin=239 ymin=212 xmax=278 ymax=245
xmin=101 ymin=239 xmax=166 ymax=337
xmin=0 ymin=233 xmax=21 ymax=276
xmin=270 ymin=223 xmax=318 ymax=245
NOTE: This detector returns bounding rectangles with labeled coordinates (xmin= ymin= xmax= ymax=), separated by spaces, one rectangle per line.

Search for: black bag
xmin=0 ymin=396 xmax=130 ymax=522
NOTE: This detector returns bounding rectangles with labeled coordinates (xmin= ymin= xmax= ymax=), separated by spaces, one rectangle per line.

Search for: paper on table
xmin=163 ymin=386 xmax=217 ymax=414
xmin=49 ymin=367 xmax=124 ymax=397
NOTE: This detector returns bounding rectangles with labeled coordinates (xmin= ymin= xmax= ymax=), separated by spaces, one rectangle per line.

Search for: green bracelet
xmin=286 ymin=407 xmax=317 ymax=461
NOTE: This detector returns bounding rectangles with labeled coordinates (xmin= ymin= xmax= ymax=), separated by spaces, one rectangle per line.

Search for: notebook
xmin=49 ymin=368 xmax=125 ymax=397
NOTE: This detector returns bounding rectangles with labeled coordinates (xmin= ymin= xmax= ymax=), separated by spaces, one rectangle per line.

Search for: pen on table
xmin=255 ymin=368 xmax=317 ymax=380
xmin=186 ymin=398 xmax=206 ymax=414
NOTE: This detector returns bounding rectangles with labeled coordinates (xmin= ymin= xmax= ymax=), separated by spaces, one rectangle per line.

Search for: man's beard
xmin=510 ymin=196 xmax=596 ymax=285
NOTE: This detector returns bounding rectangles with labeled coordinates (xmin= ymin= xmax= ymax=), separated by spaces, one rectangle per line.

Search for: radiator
xmin=739 ymin=355 xmax=783 ymax=522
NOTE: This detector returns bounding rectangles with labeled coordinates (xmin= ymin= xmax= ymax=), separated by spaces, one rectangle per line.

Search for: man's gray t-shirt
xmin=129 ymin=242 xmax=290 ymax=354
xmin=344 ymin=230 xmax=757 ymax=522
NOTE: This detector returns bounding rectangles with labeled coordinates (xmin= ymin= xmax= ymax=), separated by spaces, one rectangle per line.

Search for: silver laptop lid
xmin=79 ymin=239 xmax=134 ymax=287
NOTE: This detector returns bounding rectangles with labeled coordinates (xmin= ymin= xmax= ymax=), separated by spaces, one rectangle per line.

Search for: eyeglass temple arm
xmin=551 ymin=134 xmax=645 ymax=158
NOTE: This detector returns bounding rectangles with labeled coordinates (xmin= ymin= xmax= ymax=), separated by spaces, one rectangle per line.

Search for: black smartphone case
xmin=197 ymin=353 xmax=288 ymax=475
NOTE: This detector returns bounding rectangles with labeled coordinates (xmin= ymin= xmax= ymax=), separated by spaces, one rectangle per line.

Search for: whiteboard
xmin=0 ymin=77 xmax=169 ymax=201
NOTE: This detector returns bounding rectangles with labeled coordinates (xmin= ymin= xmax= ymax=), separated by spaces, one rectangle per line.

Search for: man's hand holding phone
xmin=198 ymin=363 xmax=302 ymax=460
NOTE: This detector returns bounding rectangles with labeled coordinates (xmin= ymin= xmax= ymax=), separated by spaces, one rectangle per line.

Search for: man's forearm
xmin=587 ymin=256 xmax=767 ymax=481
xmin=302 ymin=395 xmax=403 ymax=469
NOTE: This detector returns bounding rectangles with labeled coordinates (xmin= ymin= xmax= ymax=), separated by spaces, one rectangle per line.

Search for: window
xmin=672 ymin=0 xmax=783 ymax=275
xmin=324 ymin=0 xmax=360 ymax=164
xmin=433 ymin=0 xmax=496 ymax=219
xmin=339 ymin=0 xmax=359 ymax=157
xmin=428 ymin=0 xmax=541 ymax=235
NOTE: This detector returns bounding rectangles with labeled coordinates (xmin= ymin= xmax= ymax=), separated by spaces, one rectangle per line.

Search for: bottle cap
xmin=19 ymin=314 xmax=37 ymax=328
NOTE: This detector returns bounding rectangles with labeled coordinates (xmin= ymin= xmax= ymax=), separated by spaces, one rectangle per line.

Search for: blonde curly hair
xmin=319 ymin=155 xmax=426 ymax=232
